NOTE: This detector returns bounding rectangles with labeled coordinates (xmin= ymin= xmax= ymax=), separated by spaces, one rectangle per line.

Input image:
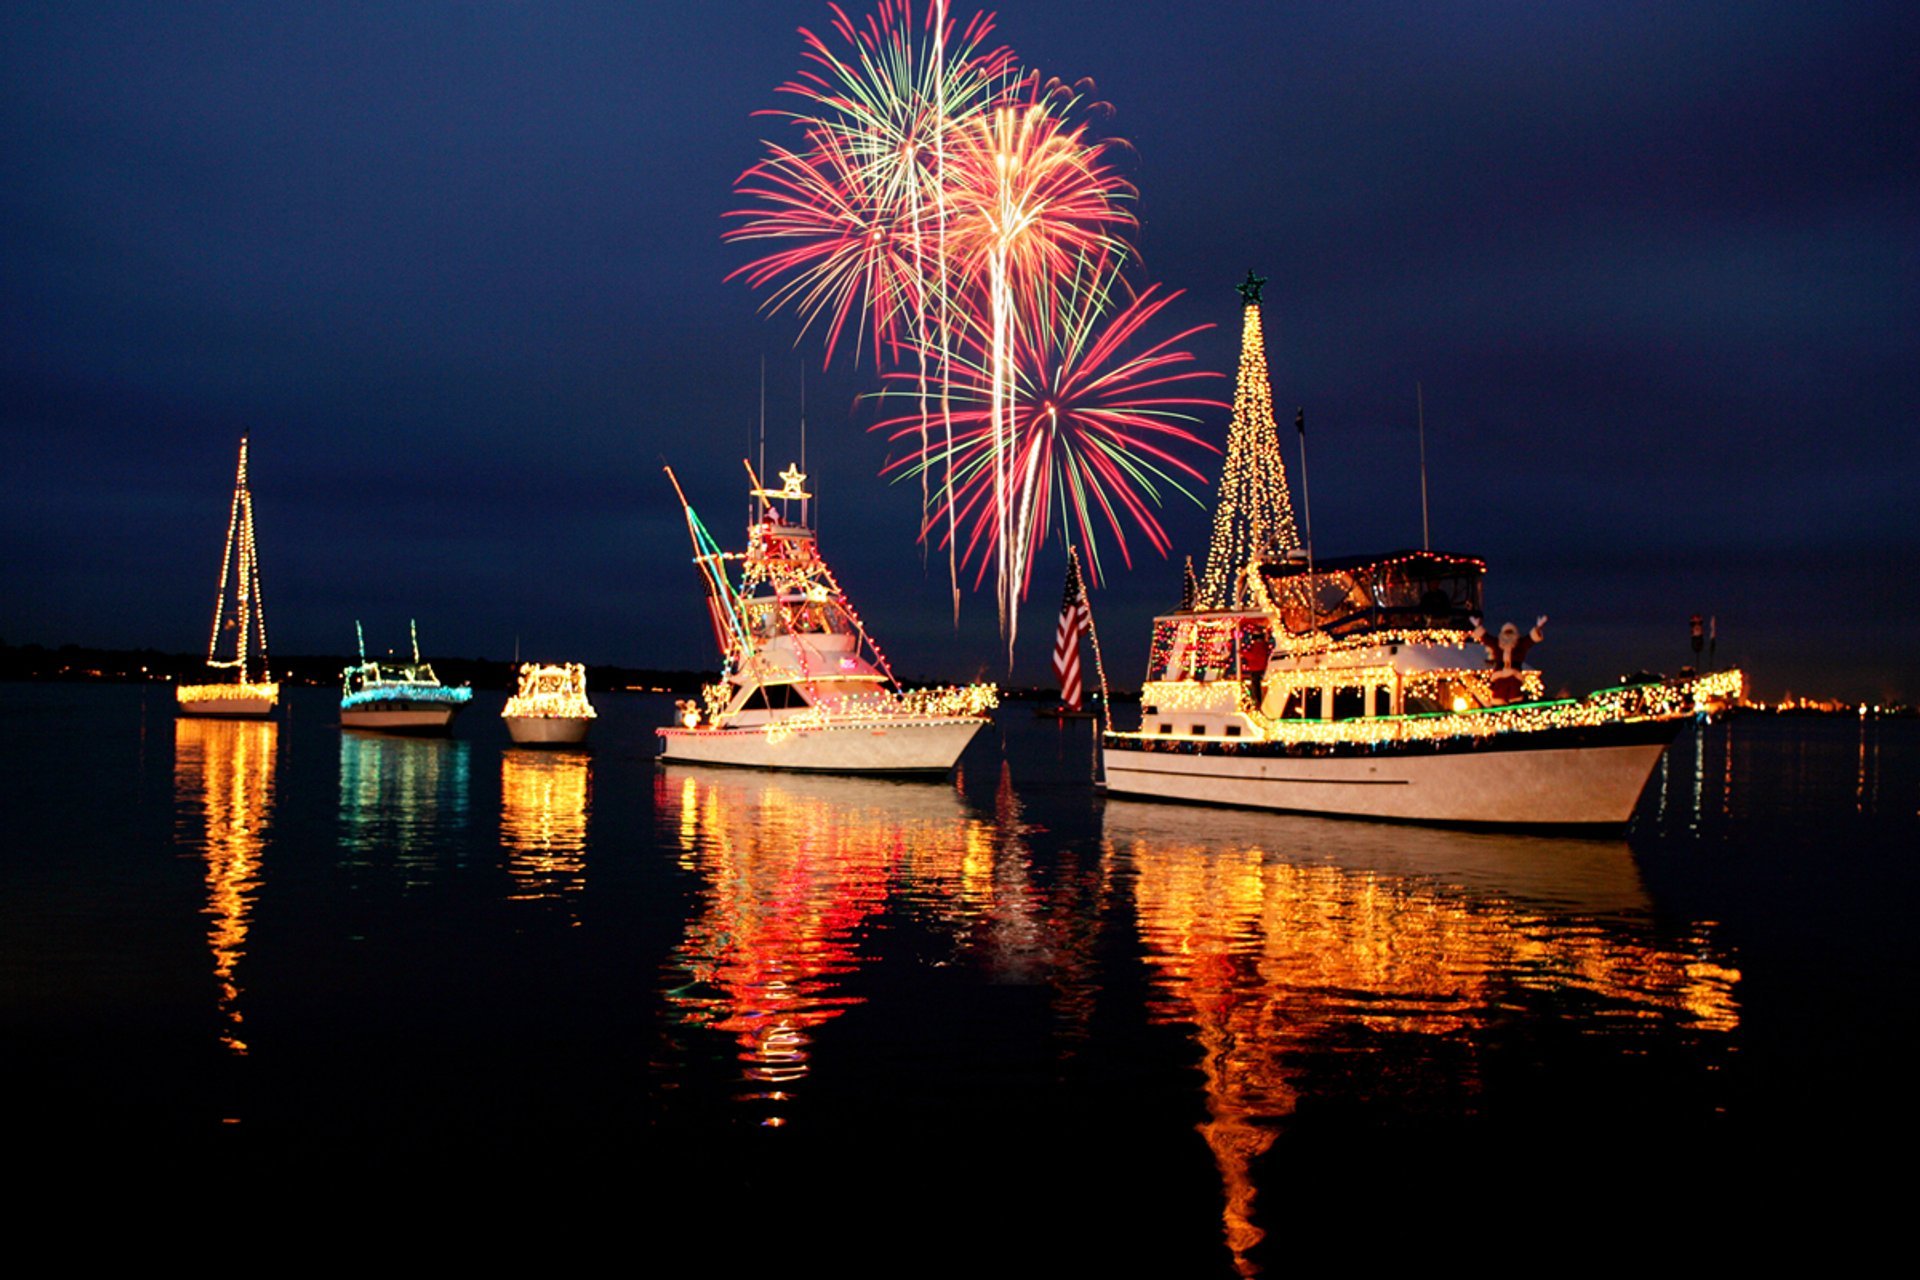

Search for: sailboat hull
xmin=175 ymin=688 xmax=278 ymax=719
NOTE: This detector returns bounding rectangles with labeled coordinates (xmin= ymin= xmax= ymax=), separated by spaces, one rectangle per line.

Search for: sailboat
xmin=176 ymin=435 xmax=279 ymax=718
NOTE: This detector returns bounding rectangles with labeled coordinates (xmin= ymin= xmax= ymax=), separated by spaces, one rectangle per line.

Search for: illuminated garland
xmin=682 ymin=682 xmax=998 ymax=732
xmin=1117 ymin=670 xmax=1744 ymax=748
xmin=178 ymin=680 xmax=280 ymax=705
xmin=502 ymin=663 xmax=597 ymax=720
xmin=1140 ymin=680 xmax=1244 ymax=714
xmin=1199 ymin=290 xmax=1300 ymax=609
xmin=1142 ymin=668 xmax=1547 ymax=719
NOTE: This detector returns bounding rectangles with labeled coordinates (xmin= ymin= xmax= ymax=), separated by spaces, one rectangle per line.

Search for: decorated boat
xmin=340 ymin=620 xmax=472 ymax=734
xmin=176 ymin=435 xmax=279 ymax=718
xmin=1099 ymin=274 xmax=1741 ymax=828
xmin=656 ymin=461 xmax=996 ymax=773
xmin=502 ymin=661 xmax=596 ymax=746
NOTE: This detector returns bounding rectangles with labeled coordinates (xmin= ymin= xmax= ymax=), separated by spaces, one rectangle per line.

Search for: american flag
xmin=1053 ymin=549 xmax=1091 ymax=710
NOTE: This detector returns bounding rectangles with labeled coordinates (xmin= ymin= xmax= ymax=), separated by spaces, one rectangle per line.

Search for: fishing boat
xmin=656 ymin=461 xmax=996 ymax=773
xmin=1098 ymin=273 xmax=1741 ymax=828
xmin=340 ymin=620 xmax=472 ymax=734
xmin=502 ymin=661 xmax=596 ymax=745
xmin=176 ymin=435 xmax=279 ymax=718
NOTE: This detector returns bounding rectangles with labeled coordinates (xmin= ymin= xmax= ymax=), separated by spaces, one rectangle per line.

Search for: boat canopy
xmin=1257 ymin=550 xmax=1485 ymax=638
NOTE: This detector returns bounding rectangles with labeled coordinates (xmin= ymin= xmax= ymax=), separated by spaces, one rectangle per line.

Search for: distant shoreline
xmin=0 ymin=642 xmax=1090 ymax=702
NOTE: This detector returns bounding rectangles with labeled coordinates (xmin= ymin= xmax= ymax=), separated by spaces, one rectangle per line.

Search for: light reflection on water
xmin=1105 ymin=801 xmax=1741 ymax=1275
xmin=24 ymin=687 xmax=1911 ymax=1272
xmin=658 ymin=765 xmax=997 ymax=1119
xmin=337 ymin=733 xmax=471 ymax=884
xmin=499 ymin=748 xmax=591 ymax=914
xmin=172 ymin=717 xmax=278 ymax=1056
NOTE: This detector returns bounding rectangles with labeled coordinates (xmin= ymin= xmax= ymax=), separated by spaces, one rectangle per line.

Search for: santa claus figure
xmin=1469 ymin=614 xmax=1548 ymax=703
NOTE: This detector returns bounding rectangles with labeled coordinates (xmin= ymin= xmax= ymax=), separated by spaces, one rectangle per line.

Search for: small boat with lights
xmin=656 ymin=461 xmax=996 ymax=773
xmin=176 ymin=435 xmax=279 ymax=718
xmin=340 ymin=620 xmax=473 ymax=734
xmin=503 ymin=661 xmax=597 ymax=745
xmin=1099 ymin=272 xmax=1740 ymax=828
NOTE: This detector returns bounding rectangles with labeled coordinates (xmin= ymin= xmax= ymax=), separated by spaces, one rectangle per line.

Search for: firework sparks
xmin=729 ymin=3 xmax=1192 ymax=661
xmin=873 ymin=257 xmax=1221 ymax=598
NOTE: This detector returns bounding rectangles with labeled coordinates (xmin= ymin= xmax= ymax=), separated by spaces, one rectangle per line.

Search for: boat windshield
xmin=743 ymin=596 xmax=850 ymax=639
xmin=1259 ymin=551 xmax=1484 ymax=638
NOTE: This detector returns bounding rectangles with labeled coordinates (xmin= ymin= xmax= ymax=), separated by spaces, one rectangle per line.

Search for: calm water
xmin=5 ymin=682 xmax=1915 ymax=1262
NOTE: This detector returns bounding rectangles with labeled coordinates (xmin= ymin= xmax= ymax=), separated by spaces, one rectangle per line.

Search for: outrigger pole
xmin=665 ymin=465 xmax=751 ymax=662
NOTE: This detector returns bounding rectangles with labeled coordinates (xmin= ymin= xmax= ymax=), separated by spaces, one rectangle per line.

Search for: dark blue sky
xmin=5 ymin=2 xmax=1914 ymax=701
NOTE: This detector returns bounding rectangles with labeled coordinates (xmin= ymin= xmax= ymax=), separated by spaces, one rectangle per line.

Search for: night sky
xmin=5 ymin=2 xmax=1914 ymax=701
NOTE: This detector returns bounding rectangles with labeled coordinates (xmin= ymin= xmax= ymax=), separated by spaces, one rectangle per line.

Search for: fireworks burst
xmin=728 ymin=2 xmax=1214 ymax=661
xmin=873 ymin=257 xmax=1222 ymax=598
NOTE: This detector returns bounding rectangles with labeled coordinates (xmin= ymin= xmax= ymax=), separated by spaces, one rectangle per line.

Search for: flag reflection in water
xmin=173 ymin=717 xmax=279 ymax=1056
xmin=658 ymin=765 xmax=992 ymax=1123
xmin=1108 ymin=801 xmax=1741 ymax=1276
xmin=499 ymin=749 xmax=590 ymax=915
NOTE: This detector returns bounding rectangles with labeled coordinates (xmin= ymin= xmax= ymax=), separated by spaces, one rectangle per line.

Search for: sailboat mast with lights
xmin=176 ymin=435 xmax=278 ymax=718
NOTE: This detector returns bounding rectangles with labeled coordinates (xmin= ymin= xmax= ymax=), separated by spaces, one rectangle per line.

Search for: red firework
xmin=873 ymin=262 xmax=1223 ymax=594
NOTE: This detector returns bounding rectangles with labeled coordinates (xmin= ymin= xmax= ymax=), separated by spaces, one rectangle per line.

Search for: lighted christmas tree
xmin=1198 ymin=271 xmax=1301 ymax=609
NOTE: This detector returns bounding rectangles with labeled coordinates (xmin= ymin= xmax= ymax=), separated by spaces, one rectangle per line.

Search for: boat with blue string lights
xmin=656 ymin=461 xmax=996 ymax=773
xmin=339 ymin=619 xmax=472 ymax=734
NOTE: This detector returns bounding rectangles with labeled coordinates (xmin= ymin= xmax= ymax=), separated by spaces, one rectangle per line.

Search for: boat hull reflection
xmin=658 ymin=765 xmax=973 ymax=1117
xmin=172 ymin=716 xmax=278 ymax=1055
xmin=1103 ymin=798 xmax=1741 ymax=1273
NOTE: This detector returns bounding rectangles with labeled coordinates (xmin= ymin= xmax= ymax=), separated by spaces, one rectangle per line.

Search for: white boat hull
xmin=658 ymin=718 xmax=982 ymax=773
xmin=176 ymin=694 xmax=276 ymax=719
xmin=505 ymin=716 xmax=592 ymax=746
xmin=342 ymin=704 xmax=463 ymax=735
xmin=1101 ymin=735 xmax=1673 ymax=827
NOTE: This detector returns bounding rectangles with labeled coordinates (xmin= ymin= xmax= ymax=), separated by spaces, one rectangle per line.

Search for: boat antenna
xmin=756 ymin=355 xmax=766 ymax=527
xmin=1295 ymin=406 xmax=1314 ymax=562
xmin=1417 ymin=381 xmax=1430 ymax=550
xmin=410 ymin=618 xmax=420 ymax=665
xmin=356 ymin=619 xmax=366 ymax=662
xmin=1296 ymin=407 xmax=1317 ymax=632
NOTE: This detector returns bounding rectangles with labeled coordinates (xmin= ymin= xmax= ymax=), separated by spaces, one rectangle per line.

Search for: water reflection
xmin=1105 ymin=801 xmax=1741 ymax=1276
xmin=500 ymin=749 xmax=591 ymax=913
xmin=338 ymin=734 xmax=471 ymax=885
xmin=659 ymin=766 xmax=976 ymax=1120
xmin=173 ymin=717 xmax=278 ymax=1055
